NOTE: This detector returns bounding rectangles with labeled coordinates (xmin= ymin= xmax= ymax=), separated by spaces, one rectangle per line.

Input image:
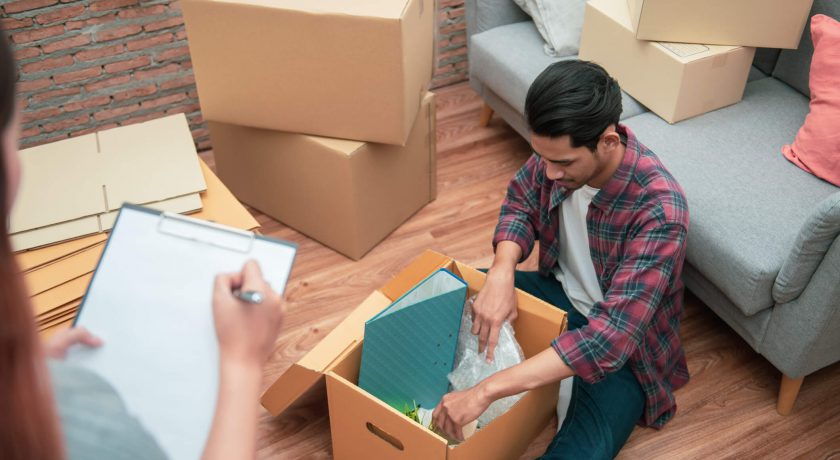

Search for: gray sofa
xmin=466 ymin=0 xmax=840 ymax=415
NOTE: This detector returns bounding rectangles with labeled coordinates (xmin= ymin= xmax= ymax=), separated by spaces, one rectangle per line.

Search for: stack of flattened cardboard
xmin=182 ymin=0 xmax=438 ymax=260
xmin=13 ymin=115 xmax=259 ymax=336
xmin=578 ymin=0 xmax=814 ymax=123
xmin=10 ymin=114 xmax=206 ymax=252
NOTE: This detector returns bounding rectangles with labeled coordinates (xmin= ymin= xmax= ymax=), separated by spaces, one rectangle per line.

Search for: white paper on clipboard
xmin=65 ymin=204 xmax=297 ymax=460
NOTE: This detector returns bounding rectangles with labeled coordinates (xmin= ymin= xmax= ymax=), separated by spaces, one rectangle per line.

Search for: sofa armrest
xmin=762 ymin=234 xmax=840 ymax=377
xmin=773 ymin=191 xmax=840 ymax=304
xmin=465 ymin=0 xmax=530 ymax=40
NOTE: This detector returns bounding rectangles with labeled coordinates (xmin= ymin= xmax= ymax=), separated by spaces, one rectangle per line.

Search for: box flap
xmin=380 ymin=250 xmax=451 ymax=301
xmin=261 ymin=290 xmax=392 ymax=415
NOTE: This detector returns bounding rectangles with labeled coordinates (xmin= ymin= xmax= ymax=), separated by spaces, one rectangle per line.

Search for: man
xmin=432 ymin=60 xmax=690 ymax=459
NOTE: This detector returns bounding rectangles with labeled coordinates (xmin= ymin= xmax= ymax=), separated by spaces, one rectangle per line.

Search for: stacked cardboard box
xmin=26 ymin=159 xmax=259 ymax=339
xmin=182 ymin=0 xmax=437 ymax=260
xmin=579 ymin=0 xmax=814 ymax=123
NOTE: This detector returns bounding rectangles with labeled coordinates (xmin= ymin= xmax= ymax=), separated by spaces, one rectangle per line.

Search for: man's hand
xmin=44 ymin=327 xmax=103 ymax=359
xmin=432 ymin=385 xmax=491 ymax=442
xmin=471 ymin=268 xmax=517 ymax=363
xmin=212 ymin=260 xmax=285 ymax=367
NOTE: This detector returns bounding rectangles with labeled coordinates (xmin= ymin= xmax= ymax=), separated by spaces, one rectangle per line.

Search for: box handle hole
xmin=366 ymin=422 xmax=405 ymax=451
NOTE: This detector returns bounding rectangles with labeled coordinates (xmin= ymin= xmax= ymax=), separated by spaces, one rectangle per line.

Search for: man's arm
xmin=432 ymin=347 xmax=574 ymax=441
xmin=474 ymin=154 xmax=544 ymax=361
xmin=472 ymin=241 xmax=521 ymax=362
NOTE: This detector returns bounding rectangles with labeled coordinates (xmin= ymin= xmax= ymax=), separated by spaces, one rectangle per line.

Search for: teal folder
xmin=358 ymin=268 xmax=468 ymax=411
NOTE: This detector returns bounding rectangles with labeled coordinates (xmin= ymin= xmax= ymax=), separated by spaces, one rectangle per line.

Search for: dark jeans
xmin=512 ymin=271 xmax=645 ymax=460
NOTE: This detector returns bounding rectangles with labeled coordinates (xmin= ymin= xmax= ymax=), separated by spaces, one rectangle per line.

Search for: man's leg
xmin=538 ymin=366 xmax=644 ymax=460
xmin=510 ymin=272 xmax=643 ymax=459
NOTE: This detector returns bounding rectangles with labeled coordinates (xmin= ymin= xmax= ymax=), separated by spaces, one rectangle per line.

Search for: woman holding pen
xmin=0 ymin=27 xmax=285 ymax=460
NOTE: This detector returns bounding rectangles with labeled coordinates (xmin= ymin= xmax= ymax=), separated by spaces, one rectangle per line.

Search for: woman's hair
xmin=0 ymin=26 xmax=65 ymax=460
xmin=525 ymin=60 xmax=623 ymax=152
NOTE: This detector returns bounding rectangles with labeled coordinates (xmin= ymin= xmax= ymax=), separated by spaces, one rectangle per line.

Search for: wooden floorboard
xmin=200 ymin=82 xmax=840 ymax=459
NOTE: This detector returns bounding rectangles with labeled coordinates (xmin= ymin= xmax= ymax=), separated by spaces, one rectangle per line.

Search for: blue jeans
xmin=512 ymin=271 xmax=645 ymax=460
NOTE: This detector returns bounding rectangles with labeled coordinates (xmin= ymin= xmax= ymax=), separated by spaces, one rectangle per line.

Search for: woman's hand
xmin=212 ymin=260 xmax=285 ymax=367
xmin=44 ymin=327 xmax=103 ymax=359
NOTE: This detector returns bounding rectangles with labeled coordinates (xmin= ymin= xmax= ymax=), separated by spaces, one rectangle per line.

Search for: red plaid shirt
xmin=494 ymin=124 xmax=690 ymax=428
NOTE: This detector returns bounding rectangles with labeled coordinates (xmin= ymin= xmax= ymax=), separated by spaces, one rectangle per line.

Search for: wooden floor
xmin=201 ymin=82 xmax=840 ymax=459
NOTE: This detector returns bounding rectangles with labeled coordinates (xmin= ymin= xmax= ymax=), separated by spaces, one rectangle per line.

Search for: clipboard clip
xmin=157 ymin=211 xmax=255 ymax=253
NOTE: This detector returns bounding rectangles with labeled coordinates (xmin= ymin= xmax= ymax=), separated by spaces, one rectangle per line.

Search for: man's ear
xmin=601 ymin=131 xmax=621 ymax=150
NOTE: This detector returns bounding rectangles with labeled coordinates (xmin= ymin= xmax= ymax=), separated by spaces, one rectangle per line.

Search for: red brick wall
xmin=3 ymin=0 xmax=468 ymax=150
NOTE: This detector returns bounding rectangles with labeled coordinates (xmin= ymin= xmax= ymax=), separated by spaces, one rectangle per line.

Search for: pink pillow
xmin=782 ymin=14 xmax=840 ymax=186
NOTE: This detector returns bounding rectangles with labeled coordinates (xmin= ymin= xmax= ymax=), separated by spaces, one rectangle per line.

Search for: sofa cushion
xmin=623 ymin=78 xmax=838 ymax=316
xmin=773 ymin=0 xmax=840 ymax=97
xmin=512 ymin=0 xmax=585 ymax=57
xmin=470 ymin=21 xmax=646 ymax=120
xmin=782 ymin=14 xmax=840 ymax=187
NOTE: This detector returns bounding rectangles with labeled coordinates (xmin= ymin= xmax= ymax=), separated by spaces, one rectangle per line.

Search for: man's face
xmin=530 ymin=133 xmax=608 ymax=190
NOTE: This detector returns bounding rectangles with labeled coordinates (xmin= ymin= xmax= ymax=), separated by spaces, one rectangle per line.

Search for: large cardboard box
xmin=580 ymin=0 xmax=755 ymax=124
xmin=627 ymin=0 xmax=814 ymax=49
xmin=210 ymin=92 xmax=437 ymax=260
xmin=261 ymin=250 xmax=568 ymax=459
xmin=182 ymin=0 xmax=435 ymax=145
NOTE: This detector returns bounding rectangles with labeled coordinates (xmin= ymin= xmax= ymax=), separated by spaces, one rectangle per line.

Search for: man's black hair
xmin=525 ymin=60 xmax=622 ymax=151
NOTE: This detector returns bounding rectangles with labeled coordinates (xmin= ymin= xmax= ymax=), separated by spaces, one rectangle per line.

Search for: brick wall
xmin=3 ymin=0 xmax=468 ymax=151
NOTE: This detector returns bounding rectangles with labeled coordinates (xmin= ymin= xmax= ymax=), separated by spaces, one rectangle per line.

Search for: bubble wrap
xmin=447 ymin=300 xmax=526 ymax=427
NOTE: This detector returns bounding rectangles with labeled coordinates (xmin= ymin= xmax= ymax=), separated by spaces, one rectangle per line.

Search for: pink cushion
xmin=782 ymin=14 xmax=840 ymax=187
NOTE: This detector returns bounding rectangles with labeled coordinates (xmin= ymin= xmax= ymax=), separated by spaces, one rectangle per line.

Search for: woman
xmin=0 ymin=28 xmax=285 ymax=459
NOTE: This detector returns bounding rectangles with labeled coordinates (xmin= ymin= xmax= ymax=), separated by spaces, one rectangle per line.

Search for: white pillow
xmin=513 ymin=0 xmax=586 ymax=57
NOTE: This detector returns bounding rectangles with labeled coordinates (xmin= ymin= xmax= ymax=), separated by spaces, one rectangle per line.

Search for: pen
xmin=233 ymin=289 xmax=264 ymax=304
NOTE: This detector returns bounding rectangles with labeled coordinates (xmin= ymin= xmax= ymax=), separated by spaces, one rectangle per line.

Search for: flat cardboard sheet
xmin=9 ymin=114 xmax=207 ymax=250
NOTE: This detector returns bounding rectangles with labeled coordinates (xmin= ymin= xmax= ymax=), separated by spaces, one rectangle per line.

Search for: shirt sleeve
xmin=551 ymin=220 xmax=688 ymax=383
xmin=493 ymin=153 xmax=542 ymax=262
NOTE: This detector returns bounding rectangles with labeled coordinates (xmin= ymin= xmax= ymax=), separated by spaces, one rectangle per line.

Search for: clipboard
xmin=65 ymin=204 xmax=297 ymax=460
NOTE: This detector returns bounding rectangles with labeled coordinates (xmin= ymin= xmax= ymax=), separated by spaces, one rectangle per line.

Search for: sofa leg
xmin=479 ymin=103 xmax=494 ymax=127
xmin=777 ymin=374 xmax=804 ymax=416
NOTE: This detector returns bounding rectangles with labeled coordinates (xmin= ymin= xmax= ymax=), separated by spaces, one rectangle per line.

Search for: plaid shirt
xmin=494 ymin=124 xmax=690 ymax=428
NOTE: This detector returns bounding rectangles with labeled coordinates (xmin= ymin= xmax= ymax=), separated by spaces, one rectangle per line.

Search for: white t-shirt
xmin=552 ymin=184 xmax=604 ymax=317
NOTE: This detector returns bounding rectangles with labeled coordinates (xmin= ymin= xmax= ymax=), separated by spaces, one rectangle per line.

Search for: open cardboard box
xmin=262 ymin=250 xmax=568 ymax=459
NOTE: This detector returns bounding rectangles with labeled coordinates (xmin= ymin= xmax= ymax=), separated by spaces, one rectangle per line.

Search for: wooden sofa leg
xmin=479 ymin=103 xmax=494 ymax=127
xmin=777 ymin=374 xmax=804 ymax=415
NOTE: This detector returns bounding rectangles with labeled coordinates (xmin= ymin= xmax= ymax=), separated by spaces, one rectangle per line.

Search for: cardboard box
xmin=210 ymin=92 xmax=437 ymax=260
xmin=580 ymin=0 xmax=755 ymax=124
xmin=182 ymin=0 xmax=435 ymax=145
xmin=627 ymin=0 xmax=813 ymax=49
xmin=261 ymin=250 xmax=568 ymax=459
